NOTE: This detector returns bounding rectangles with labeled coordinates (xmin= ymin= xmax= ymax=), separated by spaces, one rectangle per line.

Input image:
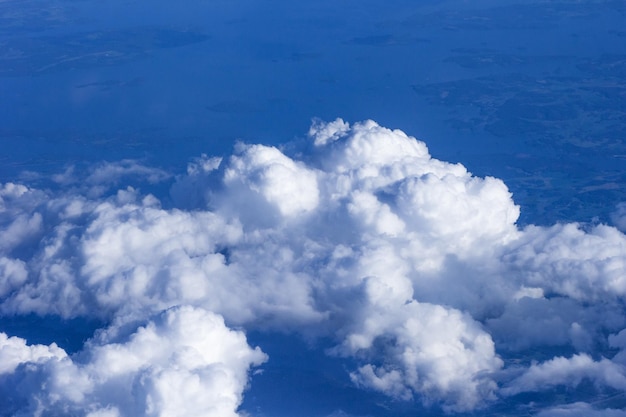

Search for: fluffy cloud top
xmin=0 ymin=306 xmax=265 ymax=417
xmin=1 ymin=119 xmax=626 ymax=415
xmin=345 ymin=296 xmax=502 ymax=411
xmin=224 ymin=143 xmax=320 ymax=217
xmin=0 ymin=333 xmax=66 ymax=374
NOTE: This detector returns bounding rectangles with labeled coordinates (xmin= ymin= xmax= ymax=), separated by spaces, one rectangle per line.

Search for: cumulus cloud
xmin=0 ymin=306 xmax=266 ymax=417
xmin=223 ymin=143 xmax=319 ymax=218
xmin=0 ymin=257 xmax=28 ymax=298
xmin=0 ymin=183 xmax=47 ymax=256
xmin=502 ymin=354 xmax=626 ymax=396
xmin=503 ymin=223 xmax=626 ymax=301
xmin=343 ymin=296 xmax=502 ymax=411
xmin=308 ymin=117 xmax=350 ymax=146
xmin=0 ymin=333 xmax=67 ymax=374
xmin=1 ymin=119 xmax=626 ymax=415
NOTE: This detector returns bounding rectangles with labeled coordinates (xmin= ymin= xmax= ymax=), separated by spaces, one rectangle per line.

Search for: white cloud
xmin=535 ymin=403 xmax=626 ymax=417
xmin=0 ymin=212 xmax=42 ymax=253
xmin=504 ymin=223 xmax=626 ymax=301
xmin=223 ymin=143 xmax=320 ymax=218
xmin=0 ymin=183 xmax=47 ymax=255
xmin=0 ymin=257 xmax=28 ymax=298
xmin=2 ymin=119 xmax=626 ymax=414
xmin=345 ymin=298 xmax=502 ymax=411
xmin=0 ymin=332 xmax=67 ymax=374
xmin=502 ymin=354 xmax=626 ymax=396
xmin=86 ymin=160 xmax=170 ymax=186
xmin=308 ymin=117 xmax=350 ymax=146
xmin=1 ymin=188 xmax=323 ymax=326
xmin=0 ymin=182 xmax=34 ymax=210
xmin=0 ymin=306 xmax=266 ymax=417
xmin=42 ymin=161 xmax=171 ymax=199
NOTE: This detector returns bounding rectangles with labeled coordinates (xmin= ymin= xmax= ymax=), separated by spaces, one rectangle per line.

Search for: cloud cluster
xmin=0 ymin=306 xmax=266 ymax=417
xmin=1 ymin=119 xmax=626 ymax=415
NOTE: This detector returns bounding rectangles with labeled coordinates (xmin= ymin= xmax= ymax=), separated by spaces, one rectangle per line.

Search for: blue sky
xmin=1 ymin=1 xmax=626 ymax=416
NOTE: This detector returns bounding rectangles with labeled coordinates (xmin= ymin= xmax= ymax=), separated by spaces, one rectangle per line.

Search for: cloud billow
xmin=1 ymin=119 xmax=626 ymax=415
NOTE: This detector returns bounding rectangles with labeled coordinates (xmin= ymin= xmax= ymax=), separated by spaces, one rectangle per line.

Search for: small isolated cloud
xmin=46 ymin=160 xmax=171 ymax=198
xmin=1 ymin=119 xmax=626 ymax=415
xmin=535 ymin=403 xmax=626 ymax=417
xmin=324 ymin=410 xmax=368 ymax=417
xmin=85 ymin=160 xmax=171 ymax=185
